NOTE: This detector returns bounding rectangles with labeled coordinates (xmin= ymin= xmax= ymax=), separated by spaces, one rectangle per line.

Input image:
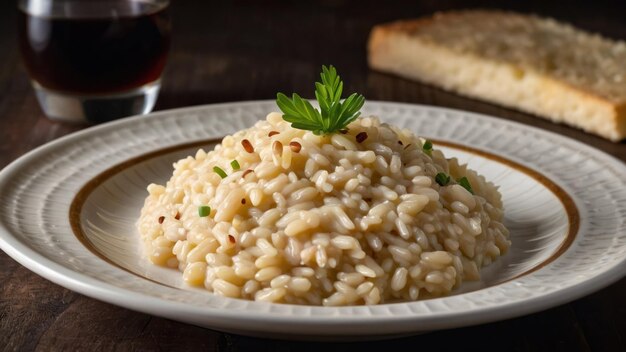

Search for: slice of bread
xmin=368 ymin=10 xmax=626 ymax=141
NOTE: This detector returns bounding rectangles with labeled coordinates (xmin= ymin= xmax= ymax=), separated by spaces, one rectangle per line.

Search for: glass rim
xmin=19 ymin=0 xmax=169 ymax=18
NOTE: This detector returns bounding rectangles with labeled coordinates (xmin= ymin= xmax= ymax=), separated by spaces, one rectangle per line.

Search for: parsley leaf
xmin=435 ymin=172 xmax=451 ymax=186
xmin=276 ymin=65 xmax=365 ymax=135
xmin=423 ymin=140 xmax=433 ymax=156
xmin=198 ymin=206 xmax=211 ymax=217
xmin=457 ymin=177 xmax=474 ymax=194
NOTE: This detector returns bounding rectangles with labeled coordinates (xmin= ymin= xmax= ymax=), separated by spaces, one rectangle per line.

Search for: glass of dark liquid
xmin=18 ymin=0 xmax=170 ymax=123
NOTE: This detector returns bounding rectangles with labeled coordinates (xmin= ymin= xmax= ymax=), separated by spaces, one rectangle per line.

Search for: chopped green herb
xmin=213 ymin=166 xmax=227 ymax=178
xmin=276 ymin=65 xmax=365 ymax=135
xmin=435 ymin=172 xmax=451 ymax=186
xmin=422 ymin=140 xmax=433 ymax=155
xmin=230 ymin=160 xmax=240 ymax=170
xmin=457 ymin=177 xmax=474 ymax=194
xmin=198 ymin=206 xmax=211 ymax=217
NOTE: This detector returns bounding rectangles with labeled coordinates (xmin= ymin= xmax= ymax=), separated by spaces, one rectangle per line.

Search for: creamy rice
xmin=137 ymin=112 xmax=510 ymax=305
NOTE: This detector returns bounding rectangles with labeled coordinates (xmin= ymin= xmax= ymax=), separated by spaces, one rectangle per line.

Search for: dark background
xmin=1 ymin=1 xmax=625 ymax=351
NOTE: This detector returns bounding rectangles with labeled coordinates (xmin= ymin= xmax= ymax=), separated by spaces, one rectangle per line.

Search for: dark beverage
xmin=18 ymin=2 xmax=170 ymax=95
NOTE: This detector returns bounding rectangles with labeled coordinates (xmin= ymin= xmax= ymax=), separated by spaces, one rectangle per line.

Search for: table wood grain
xmin=1 ymin=1 xmax=625 ymax=351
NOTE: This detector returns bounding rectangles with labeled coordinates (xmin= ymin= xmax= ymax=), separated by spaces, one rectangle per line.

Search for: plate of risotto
xmin=1 ymin=66 xmax=625 ymax=339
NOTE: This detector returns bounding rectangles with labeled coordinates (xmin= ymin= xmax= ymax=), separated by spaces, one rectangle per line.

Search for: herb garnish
xmin=435 ymin=173 xmax=475 ymax=194
xmin=198 ymin=206 xmax=211 ymax=217
xmin=457 ymin=177 xmax=474 ymax=194
xmin=276 ymin=65 xmax=365 ymax=135
xmin=422 ymin=140 xmax=433 ymax=156
xmin=435 ymin=172 xmax=451 ymax=186
xmin=231 ymin=160 xmax=240 ymax=170
xmin=213 ymin=166 xmax=227 ymax=179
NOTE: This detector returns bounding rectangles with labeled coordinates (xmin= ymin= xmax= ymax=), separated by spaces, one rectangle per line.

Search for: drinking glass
xmin=18 ymin=0 xmax=171 ymax=123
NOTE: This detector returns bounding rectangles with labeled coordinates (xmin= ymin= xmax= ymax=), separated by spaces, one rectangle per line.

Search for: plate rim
xmin=1 ymin=100 xmax=625 ymax=334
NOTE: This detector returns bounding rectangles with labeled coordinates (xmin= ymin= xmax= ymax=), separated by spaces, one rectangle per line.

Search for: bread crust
xmin=368 ymin=11 xmax=626 ymax=141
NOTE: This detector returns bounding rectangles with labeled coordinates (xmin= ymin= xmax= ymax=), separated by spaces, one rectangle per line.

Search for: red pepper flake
xmin=339 ymin=129 xmax=348 ymax=134
xmin=241 ymin=198 xmax=246 ymax=205
xmin=158 ymin=216 xmax=165 ymax=224
xmin=398 ymin=140 xmax=403 ymax=146
xmin=289 ymin=141 xmax=302 ymax=153
xmin=242 ymin=169 xmax=254 ymax=178
xmin=174 ymin=212 xmax=181 ymax=220
xmin=356 ymin=132 xmax=368 ymax=143
xmin=241 ymin=139 xmax=254 ymax=153
xmin=268 ymin=131 xmax=280 ymax=137
xmin=363 ymin=198 xmax=372 ymax=202
xmin=228 ymin=235 xmax=236 ymax=244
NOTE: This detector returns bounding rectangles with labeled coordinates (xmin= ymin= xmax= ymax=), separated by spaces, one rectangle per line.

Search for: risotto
xmin=137 ymin=112 xmax=510 ymax=306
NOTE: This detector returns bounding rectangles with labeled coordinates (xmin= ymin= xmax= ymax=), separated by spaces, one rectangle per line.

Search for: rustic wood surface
xmin=1 ymin=1 xmax=625 ymax=351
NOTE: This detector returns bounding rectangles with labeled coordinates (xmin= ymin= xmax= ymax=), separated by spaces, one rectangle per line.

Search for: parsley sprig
xmin=276 ymin=65 xmax=365 ymax=135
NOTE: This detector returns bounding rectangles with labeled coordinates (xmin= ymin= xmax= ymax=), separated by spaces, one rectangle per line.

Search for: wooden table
xmin=1 ymin=1 xmax=625 ymax=350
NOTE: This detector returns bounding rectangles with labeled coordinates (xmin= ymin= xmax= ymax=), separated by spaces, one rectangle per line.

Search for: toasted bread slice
xmin=368 ymin=10 xmax=626 ymax=141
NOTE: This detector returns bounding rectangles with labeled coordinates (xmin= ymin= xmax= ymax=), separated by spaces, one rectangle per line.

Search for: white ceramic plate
xmin=1 ymin=101 xmax=625 ymax=339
